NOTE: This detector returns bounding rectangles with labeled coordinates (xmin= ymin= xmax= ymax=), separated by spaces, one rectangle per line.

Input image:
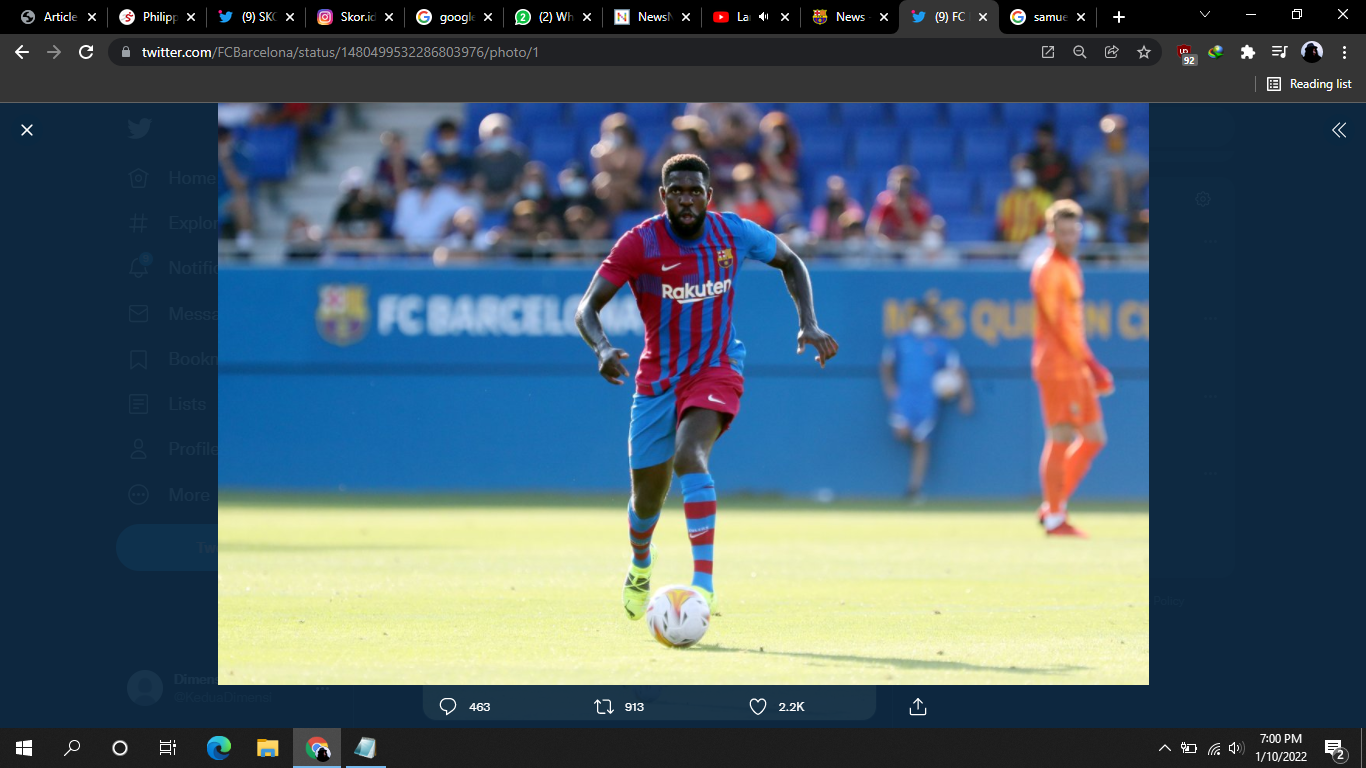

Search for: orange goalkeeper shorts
xmin=1036 ymin=376 xmax=1102 ymax=428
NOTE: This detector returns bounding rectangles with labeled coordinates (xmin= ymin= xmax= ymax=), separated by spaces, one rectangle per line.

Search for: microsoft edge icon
xmin=208 ymin=736 xmax=232 ymax=760
xmin=911 ymin=9 xmax=926 ymax=22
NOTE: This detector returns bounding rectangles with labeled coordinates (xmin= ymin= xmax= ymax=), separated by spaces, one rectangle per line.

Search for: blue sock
xmin=680 ymin=473 xmax=716 ymax=593
xmin=628 ymin=505 xmax=657 ymax=569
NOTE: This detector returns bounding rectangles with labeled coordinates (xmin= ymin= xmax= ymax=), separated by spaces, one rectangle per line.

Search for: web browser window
xmin=2 ymin=1 xmax=1361 ymax=762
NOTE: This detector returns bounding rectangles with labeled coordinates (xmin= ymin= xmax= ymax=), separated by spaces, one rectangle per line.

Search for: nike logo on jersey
xmin=708 ymin=394 xmax=727 ymax=405
xmin=661 ymin=263 xmax=682 ymax=271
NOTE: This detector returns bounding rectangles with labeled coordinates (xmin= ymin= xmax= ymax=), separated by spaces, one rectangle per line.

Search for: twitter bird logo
xmin=128 ymin=119 xmax=152 ymax=139
xmin=218 ymin=10 xmax=232 ymax=22
xmin=911 ymin=9 xmax=926 ymax=22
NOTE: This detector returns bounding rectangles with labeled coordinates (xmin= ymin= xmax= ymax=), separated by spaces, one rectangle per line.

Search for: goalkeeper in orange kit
xmin=1029 ymin=199 xmax=1115 ymax=538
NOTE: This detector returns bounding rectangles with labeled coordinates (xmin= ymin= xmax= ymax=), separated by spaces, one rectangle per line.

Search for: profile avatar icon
xmin=126 ymin=669 xmax=163 ymax=706
xmin=1301 ymin=41 xmax=1323 ymax=63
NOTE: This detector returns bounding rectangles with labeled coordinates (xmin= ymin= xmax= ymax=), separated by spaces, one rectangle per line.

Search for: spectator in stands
xmin=500 ymin=199 xmax=548 ymax=259
xmin=217 ymin=125 xmax=255 ymax=253
xmin=651 ymin=116 xmax=710 ymax=181
xmin=685 ymin=102 xmax=761 ymax=143
xmin=430 ymin=118 xmax=473 ymax=183
xmin=1026 ymin=123 xmax=1076 ymax=199
xmin=435 ymin=207 xmax=493 ymax=262
xmin=707 ymin=113 xmax=755 ymax=198
xmin=556 ymin=205 xmax=611 ymax=260
xmin=285 ymin=213 xmax=323 ymax=260
xmin=375 ymin=130 xmax=418 ymax=207
xmin=756 ymin=111 xmax=802 ymax=217
xmin=512 ymin=161 xmax=560 ymax=236
xmin=912 ymin=216 xmax=959 ymax=265
xmin=1077 ymin=114 xmax=1149 ymax=221
xmin=473 ymin=113 xmax=530 ymax=211
xmin=393 ymin=170 xmax=463 ymax=250
xmin=1127 ymin=209 xmax=1150 ymax=244
xmin=556 ymin=161 xmax=608 ymax=232
xmin=996 ymin=153 xmax=1055 ymax=243
xmin=809 ymin=175 xmax=865 ymax=243
xmin=275 ymin=103 xmax=331 ymax=172
xmin=591 ymin=113 xmax=645 ymax=214
xmin=867 ymin=165 xmax=932 ymax=242
xmin=419 ymin=152 xmax=480 ymax=213
xmin=329 ymin=167 xmax=385 ymax=248
xmin=729 ymin=163 xmax=776 ymax=230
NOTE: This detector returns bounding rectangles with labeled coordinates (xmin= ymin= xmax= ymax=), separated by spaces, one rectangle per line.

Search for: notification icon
xmin=713 ymin=11 xmax=729 ymax=22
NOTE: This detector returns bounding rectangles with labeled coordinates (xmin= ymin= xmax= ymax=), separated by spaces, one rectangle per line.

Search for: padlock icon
xmin=122 ymin=46 xmax=130 ymax=57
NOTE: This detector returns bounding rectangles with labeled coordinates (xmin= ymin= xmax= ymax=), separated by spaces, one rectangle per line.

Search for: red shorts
xmin=675 ymin=366 xmax=745 ymax=434
xmin=1037 ymin=376 xmax=1102 ymax=428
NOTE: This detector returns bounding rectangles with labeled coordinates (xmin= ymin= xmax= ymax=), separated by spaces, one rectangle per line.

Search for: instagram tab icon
xmin=316 ymin=9 xmax=334 ymax=25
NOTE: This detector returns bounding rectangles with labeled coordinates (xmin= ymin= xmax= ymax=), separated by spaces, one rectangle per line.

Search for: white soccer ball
xmin=645 ymin=585 xmax=711 ymax=648
xmin=932 ymin=368 xmax=964 ymax=400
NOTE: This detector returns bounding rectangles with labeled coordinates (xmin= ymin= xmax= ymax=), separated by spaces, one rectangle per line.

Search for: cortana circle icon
xmin=207 ymin=736 xmax=232 ymax=760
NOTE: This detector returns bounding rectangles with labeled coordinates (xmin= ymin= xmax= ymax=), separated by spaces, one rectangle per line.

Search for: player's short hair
xmin=661 ymin=154 xmax=711 ymax=187
xmin=1045 ymin=199 xmax=1083 ymax=229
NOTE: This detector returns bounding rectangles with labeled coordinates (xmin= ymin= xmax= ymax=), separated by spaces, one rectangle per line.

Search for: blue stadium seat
xmin=529 ymin=130 xmax=578 ymax=171
xmin=621 ymin=102 xmax=673 ymax=126
xmin=1069 ymin=127 xmax=1104 ymax=161
xmin=568 ymin=103 xmax=620 ymax=130
xmin=802 ymin=166 xmax=846 ymax=208
xmin=1127 ymin=126 xmax=1150 ymax=153
xmin=482 ymin=209 xmax=510 ymax=230
xmin=908 ymin=130 xmax=958 ymax=172
xmin=892 ymin=103 xmax=942 ymax=127
xmin=848 ymin=170 xmax=888 ymax=208
xmin=614 ymin=209 xmax=657 ymax=237
xmin=1108 ymin=102 xmax=1150 ymax=126
xmin=799 ymin=126 xmax=849 ymax=169
xmin=961 ymin=129 xmax=1011 ymax=173
xmin=1054 ymin=103 xmax=1101 ymax=132
xmin=1001 ymin=102 xmax=1050 ymax=129
xmin=636 ymin=127 xmax=668 ymax=160
xmin=949 ymin=213 xmax=995 ymax=241
xmin=851 ymin=128 xmax=904 ymax=168
xmin=927 ymin=172 xmax=976 ymax=215
xmin=241 ymin=124 xmax=297 ymax=181
xmin=784 ymin=103 xmax=834 ymax=126
xmin=1106 ymin=212 xmax=1130 ymax=243
xmin=1012 ymin=127 xmax=1039 ymax=155
xmin=977 ymin=171 xmax=1013 ymax=205
xmin=841 ymin=103 xmax=890 ymax=125
xmin=946 ymin=103 xmax=997 ymax=127
xmin=518 ymin=103 xmax=564 ymax=126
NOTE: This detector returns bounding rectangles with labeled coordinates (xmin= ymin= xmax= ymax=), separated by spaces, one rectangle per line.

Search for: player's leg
xmin=1062 ymin=420 xmax=1107 ymax=501
xmin=623 ymin=391 xmax=679 ymax=620
xmin=674 ymin=407 xmax=725 ymax=609
xmin=910 ymin=438 xmax=930 ymax=502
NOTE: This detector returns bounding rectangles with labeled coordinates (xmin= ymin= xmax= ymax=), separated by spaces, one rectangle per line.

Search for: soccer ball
xmin=645 ymin=585 xmax=710 ymax=648
xmin=931 ymin=368 xmax=964 ymax=400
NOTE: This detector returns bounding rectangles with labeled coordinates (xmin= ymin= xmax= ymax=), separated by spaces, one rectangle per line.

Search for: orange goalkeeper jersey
xmin=1030 ymin=247 xmax=1091 ymax=380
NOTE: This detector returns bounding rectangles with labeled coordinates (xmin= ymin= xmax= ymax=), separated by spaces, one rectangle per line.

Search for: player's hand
xmin=797 ymin=326 xmax=839 ymax=368
xmin=596 ymin=347 xmax=631 ymax=386
xmin=1087 ymin=358 xmax=1115 ymax=397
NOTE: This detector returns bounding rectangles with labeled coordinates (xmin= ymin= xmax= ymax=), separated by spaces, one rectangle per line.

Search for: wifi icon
xmin=1208 ymin=744 xmax=1222 ymax=755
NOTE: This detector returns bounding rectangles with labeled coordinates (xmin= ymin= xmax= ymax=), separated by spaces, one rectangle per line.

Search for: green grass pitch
xmin=218 ymin=494 xmax=1148 ymax=685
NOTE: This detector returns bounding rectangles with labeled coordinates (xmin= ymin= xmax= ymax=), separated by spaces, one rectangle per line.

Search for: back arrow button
xmin=49 ymin=45 xmax=61 ymax=59
xmin=15 ymin=45 xmax=29 ymax=60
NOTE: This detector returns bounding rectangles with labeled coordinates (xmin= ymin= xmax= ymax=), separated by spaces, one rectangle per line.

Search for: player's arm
xmin=880 ymin=344 xmax=898 ymax=400
xmin=575 ymin=275 xmax=631 ymax=385
xmin=766 ymin=239 xmax=839 ymax=367
xmin=1037 ymin=266 xmax=1114 ymax=395
xmin=948 ymin=352 xmax=975 ymax=415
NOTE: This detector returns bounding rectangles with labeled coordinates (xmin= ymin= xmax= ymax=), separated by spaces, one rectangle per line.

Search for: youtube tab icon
xmin=713 ymin=11 xmax=729 ymax=22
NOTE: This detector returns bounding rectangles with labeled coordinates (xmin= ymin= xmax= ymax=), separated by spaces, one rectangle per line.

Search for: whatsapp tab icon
xmin=515 ymin=9 xmax=531 ymax=24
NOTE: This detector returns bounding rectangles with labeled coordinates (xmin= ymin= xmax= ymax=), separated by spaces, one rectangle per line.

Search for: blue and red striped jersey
xmin=596 ymin=211 xmax=778 ymax=396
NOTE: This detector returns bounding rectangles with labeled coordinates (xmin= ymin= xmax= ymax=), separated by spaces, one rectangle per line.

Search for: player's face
xmin=1050 ymin=217 xmax=1082 ymax=254
xmin=660 ymin=171 xmax=712 ymax=238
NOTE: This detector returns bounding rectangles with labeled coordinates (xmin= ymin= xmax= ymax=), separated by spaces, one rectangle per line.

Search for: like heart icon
xmin=749 ymin=698 xmax=767 ymax=715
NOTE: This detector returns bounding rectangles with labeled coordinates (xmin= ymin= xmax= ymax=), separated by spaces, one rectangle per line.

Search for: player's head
xmin=1045 ymin=199 xmax=1084 ymax=255
xmin=660 ymin=154 xmax=713 ymax=238
xmin=909 ymin=303 xmax=937 ymax=337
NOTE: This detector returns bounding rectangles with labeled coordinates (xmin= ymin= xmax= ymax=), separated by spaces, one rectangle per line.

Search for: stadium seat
xmin=802 ymin=166 xmax=845 ymax=209
xmin=784 ymin=103 xmax=833 ymax=126
xmin=961 ymin=129 xmax=1011 ymax=173
xmin=1012 ymin=127 xmax=1039 ymax=155
xmin=840 ymin=103 xmax=890 ymax=125
xmin=529 ymin=130 xmax=578 ymax=171
xmin=1054 ymin=102 xmax=1101 ymax=132
xmin=949 ymin=213 xmax=995 ymax=241
xmin=241 ymin=124 xmax=298 ymax=181
xmin=947 ymin=103 xmax=997 ymax=127
xmin=518 ymin=103 xmax=564 ymax=126
xmin=927 ymin=172 xmax=976 ymax=215
xmin=1128 ymin=126 xmax=1150 ymax=153
xmin=798 ymin=126 xmax=849 ymax=168
xmin=1001 ymin=102 xmax=1051 ymax=129
xmin=977 ymin=171 xmax=1013 ymax=205
xmin=1108 ymin=102 xmax=1150 ymax=126
xmin=568 ymin=103 xmax=621 ymax=130
xmin=908 ymin=130 xmax=958 ymax=172
xmin=1069 ymin=127 xmax=1104 ymax=161
xmin=621 ymin=102 xmax=673 ymax=125
xmin=892 ymin=103 xmax=943 ymax=127
xmin=851 ymin=128 xmax=904 ymax=168
xmin=1106 ymin=212 xmax=1130 ymax=243
xmin=614 ymin=209 xmax=657 ymax=237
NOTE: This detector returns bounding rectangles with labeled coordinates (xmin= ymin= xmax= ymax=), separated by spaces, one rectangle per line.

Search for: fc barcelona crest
xmin=717 ymin=248 xmax=734 ymax=268
xmin=316 ymin=283 xmax=370 ymax=347
xmin=812 ymin=9 xmax=827 ymax=24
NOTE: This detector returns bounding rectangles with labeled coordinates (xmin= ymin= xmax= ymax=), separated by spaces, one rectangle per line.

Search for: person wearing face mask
xmin=550 ymin=162 xmax=606 ymax=233
xmin=756 ymin=111 xmax=801 ymax=217
xmin=868 ymin=165 xmax=933 ymax=242
xmin=591 ymin=113 xmax=645 ymax=214
xmin=880 ymin=303 xmax=973 ymax=503
xmin=729 ymin=164 xmax=775 ymax=230
xmin=1077 ymin=113 xmax=1149 ymax=222
xmin=428 ymin=117 xmax=472 ymax=184
xmin=473 ymin=113 xmax=530 ymax=211
xmin=511 ymin=161 xmax=563 ymax=239
xmin=810 ymin=175 xmax=865 ymax=245
xmin=997 ymin=153 xmax=1055 ymax=243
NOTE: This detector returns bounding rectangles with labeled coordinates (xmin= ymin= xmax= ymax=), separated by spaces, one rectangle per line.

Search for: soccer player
xmin=880 ymin=303 xmax=974 ymax=502
xmin=575 ymin=154 xmax=840 ymax=619
xmin=1030 ymin=199 xmax=1114 ymax=538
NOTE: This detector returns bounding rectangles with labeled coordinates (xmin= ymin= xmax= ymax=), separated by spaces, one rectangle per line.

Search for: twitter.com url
xmin=135 ymin=45 xmax=539 ymax=60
